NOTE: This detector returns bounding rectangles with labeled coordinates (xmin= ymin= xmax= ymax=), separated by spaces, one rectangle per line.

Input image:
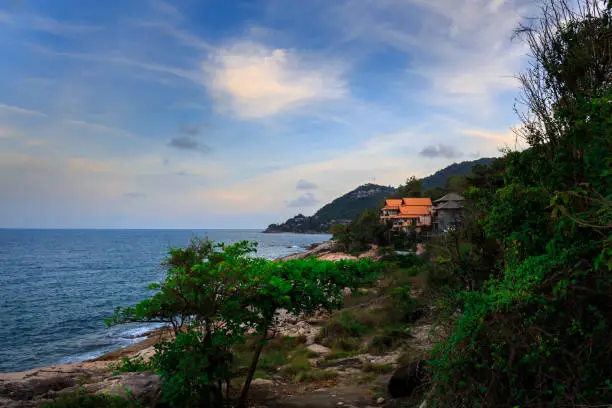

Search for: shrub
xmin=109 ymin=356 xmax=154 ymax=375
xmin=362 ymin=362 xmax=395 ymax=374
xmin=367 ymin=326 xmax=412 ymax=355
xmin=43 ymin=392 xmax=137 ymax=408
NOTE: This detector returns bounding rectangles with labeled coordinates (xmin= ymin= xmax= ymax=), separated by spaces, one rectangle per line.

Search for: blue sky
xmin=0 ymin=0 xmax=531 ymax=228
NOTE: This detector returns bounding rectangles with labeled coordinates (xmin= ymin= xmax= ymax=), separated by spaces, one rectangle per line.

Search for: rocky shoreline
xmin=0 ymin=241 xmax=366 ymax=407
xmin=0 ymin=241 xmax=431 ymax=408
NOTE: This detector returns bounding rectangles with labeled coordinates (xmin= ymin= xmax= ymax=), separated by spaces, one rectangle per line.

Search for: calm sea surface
xmin=0 ymin=229 xmax=330 ymax=373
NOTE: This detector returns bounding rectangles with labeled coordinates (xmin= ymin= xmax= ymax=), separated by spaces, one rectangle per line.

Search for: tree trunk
xmin=236 ymin=323 xmax=270 ymax=408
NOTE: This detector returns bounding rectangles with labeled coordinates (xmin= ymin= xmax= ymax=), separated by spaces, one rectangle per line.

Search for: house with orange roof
xmin=380 ymin=197 xmax=433 ymax=232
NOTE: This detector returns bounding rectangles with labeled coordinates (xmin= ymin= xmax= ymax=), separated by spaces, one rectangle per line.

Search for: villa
xmin=380 ymin=197 xmax=433 ymax=232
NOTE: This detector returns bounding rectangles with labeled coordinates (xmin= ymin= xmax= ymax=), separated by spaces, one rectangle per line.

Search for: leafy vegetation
xmin=107 ymin=238 xmax=384 ymax=407
xmin=417 ymin=1 xmax=612 ymax=406
xmin=42 ymin=392 xmax=138 ymax=408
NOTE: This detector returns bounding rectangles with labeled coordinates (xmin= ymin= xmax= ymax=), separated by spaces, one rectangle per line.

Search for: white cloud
xmin=203 ymin=41 xmax=347 ymax=117
xmin=0 ymin=103 xmax=46 ymax=116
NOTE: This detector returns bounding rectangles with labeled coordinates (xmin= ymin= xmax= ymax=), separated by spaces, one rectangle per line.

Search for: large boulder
xmin=387 ymin=360 xmax=427 ymax=398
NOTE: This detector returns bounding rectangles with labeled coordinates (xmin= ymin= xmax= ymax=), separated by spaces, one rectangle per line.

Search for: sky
xmin=0 ymin=0 xmax=533 ymax=229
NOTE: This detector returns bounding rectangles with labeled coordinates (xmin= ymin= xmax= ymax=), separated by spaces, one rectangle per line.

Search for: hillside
xmin=265 ymin=158 xmax=495 ymax=233
xmin=264 ymin=184 xmax=395 ymax=233
xmin=421 ymin=157 xmax=494 ymax=189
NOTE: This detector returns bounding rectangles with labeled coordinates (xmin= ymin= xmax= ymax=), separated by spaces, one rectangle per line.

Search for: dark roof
xmin=434 ymin=192 xmax=465 ymax=203
xmin=434 ymin=201 xmax=462 ymax=210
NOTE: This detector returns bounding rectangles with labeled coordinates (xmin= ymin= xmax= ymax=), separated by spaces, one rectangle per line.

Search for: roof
xmin=385 ymin=199 xmax=403 ymax=207
xmin=402 ymin=197 xmax=433 ymax=206
xmin=382 ymin=205 xmax=400 ymax=210
xmin=434 ymin=201 xmax=463 ymax=210
xmin=434 ymin=192 xmax=465 ymax=203
xmin=399 ymin=205 xmax=431 ymax=216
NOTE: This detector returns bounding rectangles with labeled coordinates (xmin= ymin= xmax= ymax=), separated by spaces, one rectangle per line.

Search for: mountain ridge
xmin=265 ymin=157 xmax=495 ymax=233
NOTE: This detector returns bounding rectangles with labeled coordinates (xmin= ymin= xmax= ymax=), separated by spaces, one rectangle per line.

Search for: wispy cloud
xmin=150 ymin=0 xmax=183 ymax=19
xmin=0 ymin=103 xmax=46 ymax=117
xmin=296 ymin=179 xmax=317 ymax=190
xmin=30 ymin=45 xmax=201 ymax=84
xmin=203 ymin=41 xmax=347 ymax=117
xmin=124 ymin=192 xmax=148 ymax=198
xmin=66 ymin=120 xmax=133 ymax=137
xmin=179 ymin=124 xmax=201 ymax=135
xmin=1 ymin=12 xmax=102 ymax=36
xmin=328 ymin=0 xmax=530 ymax=111
xmin=419 ymin=144 xmax=462 ymax=159
xmin=286 ymin=192 xmax=318 ymax=208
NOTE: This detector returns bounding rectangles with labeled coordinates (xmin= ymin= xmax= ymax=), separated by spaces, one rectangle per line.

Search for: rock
xmin=376 ymin=396 xmax=385 ymax=405
xmin=307 ymin=344 xmax=332 ymax=355
xmin=251 ymin=378 xmax=275 ymax=387
xmin=89 ymin=372 xmax=161 ymax=405
xmin=387 ymin=360 xmax=427 ymax=399
xmin=318 ymin=358 xmax=362 ymax=369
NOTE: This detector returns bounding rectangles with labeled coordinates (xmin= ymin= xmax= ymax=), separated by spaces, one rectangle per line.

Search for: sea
xmin=0 ymin=229 xmax=330 ymax=373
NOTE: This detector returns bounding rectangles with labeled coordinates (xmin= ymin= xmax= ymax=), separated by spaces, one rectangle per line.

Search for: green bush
xmin=43 ymin=393 xmax=137 ymax=408
xmin=109 ymin=356 xmax=154 ymax=375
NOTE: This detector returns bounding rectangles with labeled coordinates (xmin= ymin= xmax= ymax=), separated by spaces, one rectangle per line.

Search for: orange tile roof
xmin=402 ymin=197 xmax=433 ymax=206
xmin=382 ymin=205 xmax=400 ymax=210
xmin=399 ymin=205 xmax=431 ymax=216
xmin=385 ymin=199 xmax=403 ymax=207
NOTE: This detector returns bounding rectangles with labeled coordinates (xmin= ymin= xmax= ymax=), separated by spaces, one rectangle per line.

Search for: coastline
xmin=0 ymin=240 xmax=383 ymax=407
xmin=0 ymin=241 xmax=336 ymax=374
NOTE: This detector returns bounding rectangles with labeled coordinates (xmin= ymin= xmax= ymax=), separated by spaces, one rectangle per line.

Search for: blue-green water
xmin=0 ymin=229 xmax=330 ymax=373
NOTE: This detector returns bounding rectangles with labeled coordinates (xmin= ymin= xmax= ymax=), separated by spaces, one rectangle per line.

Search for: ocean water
xmin=0 ymin=229 xmax=330 ymax=373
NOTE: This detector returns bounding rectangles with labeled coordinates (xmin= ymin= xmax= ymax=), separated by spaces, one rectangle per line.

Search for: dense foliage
xmin=420 ymin=158 xmax=494 ymax=190
xmin=107 ymin=239 xmax=384 ymax=407
xmin=331 ymin=208 xmax=393 ymax=253
xmin=424 ymin=1 xmax=612 ymax=406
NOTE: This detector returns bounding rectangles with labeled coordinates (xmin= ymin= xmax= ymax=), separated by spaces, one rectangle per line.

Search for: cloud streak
xmin=0 ymin=103 xmax=46 ymax=116
xmin=419 ymin=144 xmax=462 ymax=159
xmin=286 ymin=192 xmax=318 ymax=208
xmin=296 ymin=179 xmax=317 ymax=190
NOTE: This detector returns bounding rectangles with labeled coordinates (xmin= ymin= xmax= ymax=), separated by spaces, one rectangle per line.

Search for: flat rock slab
xmin=307 ymin=344 xmax=332 ymax=355
xmin=265 ymin=386 xmax=375 ymax=408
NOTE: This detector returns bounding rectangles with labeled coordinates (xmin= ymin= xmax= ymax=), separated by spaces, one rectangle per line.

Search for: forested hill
xmin=264 ymin=184 xmax=395 ymax=233
xmin=421 ymin=157 xmax=494 ymax=189
xmin=265 ymin=157 xmax=495 ymax=233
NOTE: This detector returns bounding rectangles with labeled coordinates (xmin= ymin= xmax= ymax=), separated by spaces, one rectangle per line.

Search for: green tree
xmin=108 ymin=239 xmax=384 ymax=407
xmin=395 ymin=176 xmax=422 ymax=198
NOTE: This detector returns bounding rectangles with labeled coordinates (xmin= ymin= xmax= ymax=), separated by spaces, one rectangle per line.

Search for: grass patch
xmin=366 ymin=326 xmax=413 ymax=355
xmin=294 ymin=369 xmax=339 ymax=383
xmin=323 ymin=350 xmax=361 ymax=361
xmin=108 ymin=356 xmax=154 ymax=375
xmin=233 ymin=335 xmax=304 ymax=375
xmin=362 ymin=362 xmax=395 ymax=374
xmin=281 ymin=350 xmax=311 ymax=377
xmin=396 ymin=347 xmax=423 ymax=367
xmin=357 ymin=372 xmax=378 ymax=384
xmin=317 ymin=309 xmax=379 ymax=350
xmin=43 ymin=392 xmax=138 ymax=408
